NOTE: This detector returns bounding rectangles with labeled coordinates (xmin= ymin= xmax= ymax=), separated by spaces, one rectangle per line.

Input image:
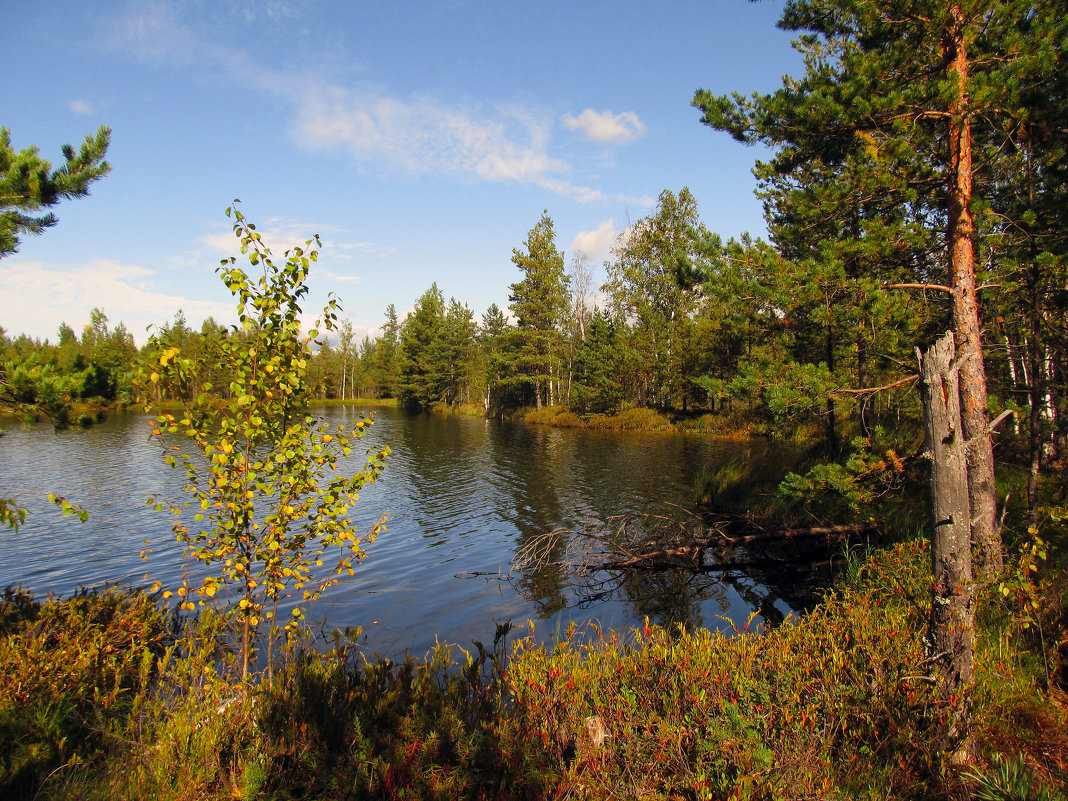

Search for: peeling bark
xmin=944 ymin=4 xmax=1003 ymax=577
xmin=918 ymin=331 xmax=975 ymax=757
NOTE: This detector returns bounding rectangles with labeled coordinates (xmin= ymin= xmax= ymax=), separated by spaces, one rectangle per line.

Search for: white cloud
xmin=199 ymin=221 xmax=339 ymax=257
xmin=69 ymin=100 xmax=94 ymax=115
xmin=561 ymin=109 xmax=646 ymax=145
xmin=105 ymin=5 xmax=635 ymax=204
xmin=198 ymin=220 xmax=394 ymax=279
xmin=337 ymin=241 xmax=399 ymax=258
xmin=0 ymin=259 xmax=234 ymax=345
xmin=568 ymin=220 xmax=623 ymax=262
xmin=293 ymin=86 xmax=570 ymax=185
xmin=318 ymin=269 xmax=361 ymax=283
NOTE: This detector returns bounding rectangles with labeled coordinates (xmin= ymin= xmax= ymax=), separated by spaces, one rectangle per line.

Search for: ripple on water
xmin=0 ymin=407 xmax=800 ymax=658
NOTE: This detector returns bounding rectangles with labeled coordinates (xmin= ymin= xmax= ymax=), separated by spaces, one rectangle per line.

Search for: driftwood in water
xmin=511 ymin=507 xmax=877 ymax=579
xmin=717 ymin=524 xmax=877 ymax=546
xmin=599 ymin=555 xmax=840 ymax=573
xmin=504 ymin=509 xmax=857 ymax=620
xmin=592 ymin=523 xmax=874 ymax=571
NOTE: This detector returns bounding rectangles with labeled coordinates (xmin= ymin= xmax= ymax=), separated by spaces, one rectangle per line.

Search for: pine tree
xmin=508 ymin=211 xmax=570 ymax=409
xmin=0 ymin=126 xmax=111 ymax=258
xmin=692 ymin=0 xmax=1068 ymax=754
xmin=691 ymin=0 xmax=1045 ymax=576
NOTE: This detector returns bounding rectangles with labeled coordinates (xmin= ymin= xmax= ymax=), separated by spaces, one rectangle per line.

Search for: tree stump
xmin=917 ymin=331 xmax=975 ymax=756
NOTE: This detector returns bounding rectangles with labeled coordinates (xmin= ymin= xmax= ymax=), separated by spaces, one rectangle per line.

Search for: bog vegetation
xmin=2 ymin=0 xmax=1067 ymax=798
xmin=0 ymin=538 xmax=1065 ymax=799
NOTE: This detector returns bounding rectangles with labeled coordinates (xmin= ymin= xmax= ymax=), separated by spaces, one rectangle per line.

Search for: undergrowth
xmin=2 ymin=537 xmax=1065 ymax=800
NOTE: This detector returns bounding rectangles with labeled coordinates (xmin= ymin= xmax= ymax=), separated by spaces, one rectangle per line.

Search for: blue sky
xmin=2 ymin=1 xmax=803 ymax=345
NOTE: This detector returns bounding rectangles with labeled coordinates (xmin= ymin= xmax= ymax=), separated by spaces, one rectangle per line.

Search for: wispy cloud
xmin=104 ymin=2 xmax=199 ymax=66
xmin=104 ymin=4 xmax=643 ymax=205
xmin=318 ymin=269 xmax=361 ymax=283
xmin=0 ymin=259 xmax=234 ymax=344
xmin=198 ymin=219 xmax=394 ymax=268
xmin=292 ymin=85 xmax=571 ymax=185
xmin=69 ymin=99 xmax=94 ymax=115
xmin=199 ymin=219 xmax=342 ymax=256
xmin=562 ymin=109 xmax=646 ymax=145
xmin=336 ymin=241 xmax=399 ymax=258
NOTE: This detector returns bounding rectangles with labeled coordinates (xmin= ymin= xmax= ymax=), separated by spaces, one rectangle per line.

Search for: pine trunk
xmin=945 ymin=6 xmax=1002 ymax=577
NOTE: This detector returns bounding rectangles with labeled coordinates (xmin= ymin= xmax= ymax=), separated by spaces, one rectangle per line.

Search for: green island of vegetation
xmin=3 ymin=0 xmax=1068 ymax=798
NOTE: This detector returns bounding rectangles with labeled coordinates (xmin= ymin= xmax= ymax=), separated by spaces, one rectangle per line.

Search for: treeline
xmin=0 ymin=310 xmax=137 ymax=426
xmin=4 ymin=176 xmax=1066 ymax=488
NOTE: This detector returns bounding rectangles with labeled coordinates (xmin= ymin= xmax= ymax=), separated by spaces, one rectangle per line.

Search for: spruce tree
xmin=398 ymin=284 xmax=448 ymax=409
xmin=603 ymin=188 xmax=708 ymax=411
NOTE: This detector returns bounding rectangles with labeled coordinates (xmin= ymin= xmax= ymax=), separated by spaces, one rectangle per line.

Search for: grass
xmin=312 ymin=397 xmax=399 ymax=407
xmin=430 ymin=400 xmax=487 ymax=418
xmin=523 ymin=404 xmax=683 ymax=432
xmin=2 ymin=537 xmax=1065 ymax=800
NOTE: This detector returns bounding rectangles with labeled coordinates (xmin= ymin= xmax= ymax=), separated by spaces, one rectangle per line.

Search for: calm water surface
xmin=0 ymin=406 xmax=809 ymax=657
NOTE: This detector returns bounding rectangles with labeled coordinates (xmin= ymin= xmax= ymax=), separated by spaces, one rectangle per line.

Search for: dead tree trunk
xmin=917 ymin=331 xmax=975 ymax=758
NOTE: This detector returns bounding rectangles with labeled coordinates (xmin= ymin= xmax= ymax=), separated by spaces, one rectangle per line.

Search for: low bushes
xmin=588 ymin=406 xmax=674 ymax=431
xmin=506 ymin=540 xmax=940 ymax=799
xmin=524 ymin=405 xmax=676 ymax=431
xmin=3 ymin=539 xmax=1065 ymax=800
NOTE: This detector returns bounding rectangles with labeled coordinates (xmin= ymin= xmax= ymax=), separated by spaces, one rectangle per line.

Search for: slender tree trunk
xmin=918 ymin=331 xmax=976 ymax=759
xmin=945 ymin=7 xmax=1002 ymax=577
xmin=826 ymin=314 xmax=838 ymax=450
xmin=1023 ymin=133 xmax=1043 ymax=526
xmin=1026 ymin=264 xmax=1044 ymax=527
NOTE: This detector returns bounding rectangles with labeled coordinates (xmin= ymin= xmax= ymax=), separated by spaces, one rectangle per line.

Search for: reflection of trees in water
xmin=487 ymin=423 xmax=571 ymax=617
xmin=515 ymin=562 xmax=569 ymax=618
xmin=395 ymin=409 xmax=826 ymax=629
xmin=510 ymin=509 xmax=841 ymax=631
xmin=617 ymin=568 xmax=721 ymax=629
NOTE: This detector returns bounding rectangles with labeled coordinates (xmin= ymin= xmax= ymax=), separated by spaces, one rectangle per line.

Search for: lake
xmin=0 ymin=406 xmax=817 ymax=657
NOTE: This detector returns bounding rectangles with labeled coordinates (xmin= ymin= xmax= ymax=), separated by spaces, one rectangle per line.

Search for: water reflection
xmin=0 ymin=406 xmax=815 ymax=658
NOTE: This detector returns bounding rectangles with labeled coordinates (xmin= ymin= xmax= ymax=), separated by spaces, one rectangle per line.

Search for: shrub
xmin=589 ymin=407 xmax=673 ymax=431
xmin=0 ymin=586 xmax=175 ymax=798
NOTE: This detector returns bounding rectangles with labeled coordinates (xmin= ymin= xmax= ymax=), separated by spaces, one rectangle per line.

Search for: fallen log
xmin=715 ymin=523 xmax=878 ymax=546
xmin=596 ymin=556 xmax=839 ymax=573
xmin=593 ymin=523 xmax=877 ymax=570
